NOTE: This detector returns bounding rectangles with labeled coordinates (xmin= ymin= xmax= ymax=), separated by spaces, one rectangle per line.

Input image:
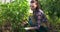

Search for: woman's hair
xmin=31 ymin=0 xmax=42 ymax=10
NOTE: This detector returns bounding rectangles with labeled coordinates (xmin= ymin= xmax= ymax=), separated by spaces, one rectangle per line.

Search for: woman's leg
xmin=39 ymin=26 xmax=48 ymax=32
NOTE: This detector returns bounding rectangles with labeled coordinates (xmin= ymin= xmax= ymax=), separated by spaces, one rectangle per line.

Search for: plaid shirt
xmin=33 ymin=9 xmax=48 ymax=28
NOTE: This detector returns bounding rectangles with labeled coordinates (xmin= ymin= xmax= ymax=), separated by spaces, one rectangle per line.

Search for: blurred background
xmin=0 ymin=0 xmax=60 ymax=32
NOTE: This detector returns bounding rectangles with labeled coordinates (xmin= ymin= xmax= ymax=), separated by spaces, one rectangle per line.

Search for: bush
xmin=0 ymin=0 xmax=29 ymax=32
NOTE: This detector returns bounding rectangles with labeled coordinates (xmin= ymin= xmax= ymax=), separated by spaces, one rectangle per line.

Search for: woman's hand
xmin=21 ymin=21 xmax=28 ymax=26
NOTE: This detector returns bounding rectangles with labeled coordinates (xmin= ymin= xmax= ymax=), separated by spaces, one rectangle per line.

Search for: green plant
xmin=0 ymin=0 xmax=29 ymax=32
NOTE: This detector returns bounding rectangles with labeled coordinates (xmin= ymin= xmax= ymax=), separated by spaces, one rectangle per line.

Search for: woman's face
xmin=30 ymin=0 xmax=37 ymax=10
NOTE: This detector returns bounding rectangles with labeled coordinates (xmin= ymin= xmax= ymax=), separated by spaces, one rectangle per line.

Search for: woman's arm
xmin=24 ymin=12 xmax=42 ymax=30
xmin=24 ymin=26 xmax=38 ymax=30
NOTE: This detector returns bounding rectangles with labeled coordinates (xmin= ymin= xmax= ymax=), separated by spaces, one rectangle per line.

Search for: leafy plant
xmin=0 ymin=0 xmax=29 ymax=32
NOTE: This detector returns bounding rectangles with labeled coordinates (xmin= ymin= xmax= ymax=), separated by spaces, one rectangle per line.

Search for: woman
xmin=29 ymin=0 xmax=48 ymax=32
